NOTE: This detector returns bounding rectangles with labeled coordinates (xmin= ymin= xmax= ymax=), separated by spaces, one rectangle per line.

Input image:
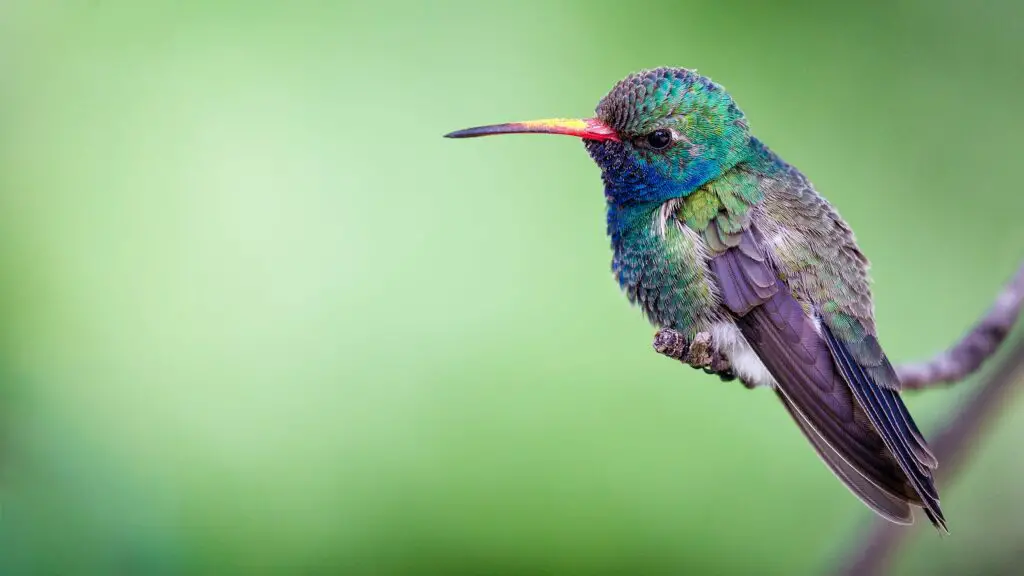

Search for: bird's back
xmin=747 ymin=142 xmax=877 ymax=334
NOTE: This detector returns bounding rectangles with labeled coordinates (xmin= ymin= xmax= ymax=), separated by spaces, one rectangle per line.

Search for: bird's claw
xmin=653 ymin=328 xmax=753 ymax=388
xmin=652 ymin=328 xmax=690 ymax=359
xmin=652 ymin=328 xmax=716 ymax=369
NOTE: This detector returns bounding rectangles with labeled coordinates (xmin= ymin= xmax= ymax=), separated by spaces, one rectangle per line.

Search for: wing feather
xmin=709 ymin=227 xmax=945 ymax=530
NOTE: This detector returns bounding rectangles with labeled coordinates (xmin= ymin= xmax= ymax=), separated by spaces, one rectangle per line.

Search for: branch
xmin=836 ymin=260 xmax=1024 ymax=572
xmin=897 ymin=264 xmax=1024 ymax=389
xmin=651 ymin=261 xmax=1024 ymax=575
xmin=835 ymin=333 xmax=1024 ymax=575
xmin=652 ymin=329 xmax=753 ymax=387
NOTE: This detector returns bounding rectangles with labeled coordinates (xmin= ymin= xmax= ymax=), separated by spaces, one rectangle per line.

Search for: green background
xmin=1 ymin=1 xmax=1023 ymax=574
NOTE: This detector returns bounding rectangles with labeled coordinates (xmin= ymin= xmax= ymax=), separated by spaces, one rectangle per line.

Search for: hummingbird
xmin=445 ymin=67 xmax=945 ymax=531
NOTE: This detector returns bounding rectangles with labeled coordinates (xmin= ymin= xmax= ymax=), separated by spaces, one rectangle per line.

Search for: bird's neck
xmin=606 ymin=138 xmax=785 ymax=250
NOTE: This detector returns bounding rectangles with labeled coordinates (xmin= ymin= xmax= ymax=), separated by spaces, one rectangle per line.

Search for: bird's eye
xmin=645 ymin=129 xmax=673 ymax=150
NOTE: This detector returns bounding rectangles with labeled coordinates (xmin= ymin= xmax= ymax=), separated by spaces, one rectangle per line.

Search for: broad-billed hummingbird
xmin=446 ymin=67 xmax=945 ymax=531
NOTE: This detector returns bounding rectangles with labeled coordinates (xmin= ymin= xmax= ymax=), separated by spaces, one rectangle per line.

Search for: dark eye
xmin=645 ymin=129 xmax=673 ymax=149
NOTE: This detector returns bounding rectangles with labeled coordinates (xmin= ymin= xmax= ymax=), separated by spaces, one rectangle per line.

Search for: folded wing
xmin=709 ymin=226 xmax=945 ymax=530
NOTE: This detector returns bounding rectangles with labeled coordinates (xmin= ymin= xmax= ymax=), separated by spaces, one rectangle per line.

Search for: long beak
xmin=444 ymin=117 xmax=619 ymax=142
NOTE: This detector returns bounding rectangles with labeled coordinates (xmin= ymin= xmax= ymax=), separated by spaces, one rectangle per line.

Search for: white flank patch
xmin=709 ymin=322 xmax=777 ymax=388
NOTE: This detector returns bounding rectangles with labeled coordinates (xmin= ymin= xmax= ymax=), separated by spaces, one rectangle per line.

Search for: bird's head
xmin=446 ymin=67 xmax=753 ymax=206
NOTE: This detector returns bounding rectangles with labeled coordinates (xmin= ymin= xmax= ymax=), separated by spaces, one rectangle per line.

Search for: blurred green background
xmin=1 ymin=1 xmax=1023 ymax=574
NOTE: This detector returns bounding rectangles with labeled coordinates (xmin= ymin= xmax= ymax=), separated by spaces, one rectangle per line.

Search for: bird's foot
xmin=652 ymin=328 xmax=755 ymax=389
xmin=652 ymin=329 xmax=732 ymax=376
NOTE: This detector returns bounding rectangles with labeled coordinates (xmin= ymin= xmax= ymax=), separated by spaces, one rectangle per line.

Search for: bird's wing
xmin=706 ymin=223 xmax=946 ymax=530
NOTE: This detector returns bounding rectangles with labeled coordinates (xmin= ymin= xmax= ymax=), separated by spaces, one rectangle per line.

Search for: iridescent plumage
xmin=447 ymin=67 xmax=946 ymax=531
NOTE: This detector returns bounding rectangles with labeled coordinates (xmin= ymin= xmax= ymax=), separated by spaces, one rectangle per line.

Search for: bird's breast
xmin=609 ymin=201 xmax=724 ymax=334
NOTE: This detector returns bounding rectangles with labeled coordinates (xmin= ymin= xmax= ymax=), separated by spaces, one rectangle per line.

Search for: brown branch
xmin=897 ymin=264 xmax=1024 ymax=389
xmin=652 ymin=329 xmax=754 ymax=387
xmin=652 ymin=261 xmax=1024 ymax=575
xmin=835 ymin=333 xmax=1024 ymax=576
xmin=833 ymin=261 xmax=1024 ymax=574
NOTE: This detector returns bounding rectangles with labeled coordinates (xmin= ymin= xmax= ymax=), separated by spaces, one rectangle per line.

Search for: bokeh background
xmin=1 ymin=1 xmax=1023 ymax=574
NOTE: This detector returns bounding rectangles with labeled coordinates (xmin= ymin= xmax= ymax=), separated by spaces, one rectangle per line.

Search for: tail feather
xmin=822 ymin=323 xmax=947 ymax=533
xmin=776 ymin=389 xmax=913 ymax=524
